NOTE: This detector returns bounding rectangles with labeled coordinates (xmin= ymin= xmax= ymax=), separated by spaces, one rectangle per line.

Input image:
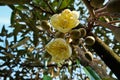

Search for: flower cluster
xmin=50 ymin=9 xmax=79 ymax=33
xmin=45 ymin=9 xmax=80 ymax=63
xmin=45 ymin=38 xmax=72 ymax=63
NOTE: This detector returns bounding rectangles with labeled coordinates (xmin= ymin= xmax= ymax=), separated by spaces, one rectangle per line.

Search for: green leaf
xmin=33 ymin=0 xmax=43 ymax=5
xmin=59 ymin=0 xmax=74 ymax=9
xmin=76 ymin=59 xmax=80 ymax=66
xmin=0 ymin=38 xmax=3 ymax=42
xmin=10 ymin=11 xmax=16 ymax=26
xmin=102 ymin=78 xmax=115 ymax=80
xmin=5 ymin=38 xmax=9 ymax=50
xmin=7 ymin=32 xmax=13 ymax=37
xmin=83 ymin=67 xmax=94 ymax=80
xmin=13 ymin=23 xmax=26 ymax=36
xmin=85 ymin=66 xmax=101 ymax=80
xmin=15 ymin=5 xmax=29 ymax=11
xmin=11 ymin=37 xmax=30 ymax=48
xmin=0 ymin=46 xmax=5 ymax=50
xmin=33 ymin=31 xmax=39 ymax=47
xmin=0 ymin=3 xmax=5 ymax=6
xmin=43 ymin=75 xmax=52 ymax=80
xmin=0 ymin=25 xmax=8 ymax=36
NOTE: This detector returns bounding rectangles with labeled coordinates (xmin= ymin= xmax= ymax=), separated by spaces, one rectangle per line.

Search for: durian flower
xmin=50 ymin=9 xmax=80 ymax=33
xmin=45 ymin=38 xmax=72 ymax=63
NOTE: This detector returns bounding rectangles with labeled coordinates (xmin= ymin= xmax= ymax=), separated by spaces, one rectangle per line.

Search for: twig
xmin=21 ymin=61 xmax=77 ymax=69
xmin=21 ymin=46 xmax=111 ymax=78
xmin=95 ymin=6 xmax=106 ymax=13
xmin=43 ymin=0 xmax=55 ymax=14
xmin=108 ymin=20 xmax=120 ymax=24
xmin=30 ymin=4 xmax=53 ymax=15
xmin=95 ymin=20 xmax=117 ymax=30
xmin=96 ymin=12 xmax=120 ymax=18
xmin=57 ymin=0 xmax=63 ymax=10
xmin=82 ymin=0 xmax=95 ymax=19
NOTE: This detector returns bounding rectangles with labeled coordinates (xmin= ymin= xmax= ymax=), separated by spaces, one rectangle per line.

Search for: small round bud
xmin=85 ymin=36 xmax=95 ymax=46
xmin=70 ymin=29 xmax=81 ymax=39
xmin=55 ymin=32 xmax=65 ymax=38
xmin=90 ymin=0 xmax=105 ymax=8
xmin=71 ymin=39 xmax=80 ymax=45
xmin=85 ymin=51 xmax=93 ymax=61
xmin=79 ymin=28 xmax=86 ymax=38
xmin=41 ymin=20 xmax=50 ymax=30
xmin=44 ymin=52 xmax=52 ymax=58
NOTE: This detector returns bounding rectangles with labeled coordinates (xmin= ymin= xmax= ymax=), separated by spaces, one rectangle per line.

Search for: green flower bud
xmin=71 ymin=39 xmax=80 ymax=45
xmin=79 ymin=28 xmax=86 ymax=38
xmin=90 ymin=0 xmax=105 ymax=8
xmin=41 ymin=20 xmax=50 ymax=30
xmin=85 ymin=36 xmax=95 ymax=46
xmin=70 ymin=29 xmax=81 ymax=39
xmin=85 ymin=51 xmax=93 ymax=61
xmin=55 ymin=32 xmax=65 ymax=38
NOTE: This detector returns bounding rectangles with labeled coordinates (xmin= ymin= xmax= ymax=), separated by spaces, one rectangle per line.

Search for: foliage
xmin=0 ymin=0 xmax=120 ymax=80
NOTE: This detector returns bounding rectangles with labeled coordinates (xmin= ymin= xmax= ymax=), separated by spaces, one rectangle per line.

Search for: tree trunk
xmin=92 ymin=36 xmax=120 ymax=79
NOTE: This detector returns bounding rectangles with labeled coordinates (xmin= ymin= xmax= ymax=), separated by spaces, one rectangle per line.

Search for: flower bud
xmin=70 ymin=29 xmax=81 ymax=39
xmin=71 ymin=39 xmax=80 ymax=45
xmin=85 ymin=36 xmax=95 ymax=46
xmin=55 ymin=32 xmax=65 ymax=38
xmin=79 ymin=28 xmax=86 ymax=38
xmin=90 ymin=0 xmax=105 ymax=8
xmin=85 ymin=51 xmax=93 ymax=61
xmin=41 ymin=20 xmax=50 ymax=30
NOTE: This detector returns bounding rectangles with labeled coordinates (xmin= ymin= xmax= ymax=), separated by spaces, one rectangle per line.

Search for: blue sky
xmin=0 ymin=6 xmax=12 ymax=29
xmin=0 ymin=6 xmax=13 ymax=49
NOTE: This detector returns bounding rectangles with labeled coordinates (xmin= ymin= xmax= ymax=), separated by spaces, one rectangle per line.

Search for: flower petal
xmin=50 ymin=9 xmax=80 ymax=33
xmin=45 ymin=38 xmax=72 ymax=63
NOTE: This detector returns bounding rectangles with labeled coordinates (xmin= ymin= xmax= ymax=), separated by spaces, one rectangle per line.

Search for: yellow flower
xmin=50 ymin=9 xmax=80 ymax=33
xmin=45 ymin=38 xmax=72 ymax=63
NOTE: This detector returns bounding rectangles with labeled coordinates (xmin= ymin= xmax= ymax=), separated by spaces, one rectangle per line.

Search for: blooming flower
xmin=50 ymin=9 xmax=80 ymax=33
xmin=45 ymin=38 xmax=72 ymax=63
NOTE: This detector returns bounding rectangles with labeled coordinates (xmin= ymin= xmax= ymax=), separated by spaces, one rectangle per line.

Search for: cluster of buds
xmin=44 ymin=9 xmax=95 ymax=63
xmin=45 ymin=9 xmax=80 ymax=63
xmin=69 ymin=28 xmax=95 ymax=61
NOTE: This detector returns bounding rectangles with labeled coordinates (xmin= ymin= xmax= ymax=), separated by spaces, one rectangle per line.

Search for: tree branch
xmin=21 ymin=46 xmax=111 ymax=79
xmin=76 ymin=47 xmax=110 ymax=79
xmin=82 ymin=0 xmax=95 ymax=19
xmin=108 ymin=20 xmax=120 ymax=24
xmin=43 ymin=0 xmax=55 ymax=14
xmin=96 ymin=12 xmax=120 ymax=18
xmin=30 ymin=4 xmax=53 ymax=15
xmin=92 ymin=36 xmax=120 ymax=79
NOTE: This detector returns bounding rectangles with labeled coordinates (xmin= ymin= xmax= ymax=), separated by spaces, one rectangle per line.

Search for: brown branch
xmin=76 ymin=47 xmax=110 ymax=79
xmin=30 ymin=4 xmax=53 ymax=15
xmin=21 ymin=46 xmax=111 ymax=79
xmin=95 ymin=6 xmax=107 ymax=13
xmin=108 ymin=20 xmax=120 ymax=24
xmin=91 ymin=35 xmax=120 ymax=79
xmin=43 ymin=0 xmax=55 ymax=14
xmin=21 ymin=61 xmax=76 ymax=69
xmin=96 ymin=12 xmax=120 ymax=18
xmin=82 ymin=0 xmax=95 ymax=19
xmin=0 ymin=0 xmax=31 ymax=5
